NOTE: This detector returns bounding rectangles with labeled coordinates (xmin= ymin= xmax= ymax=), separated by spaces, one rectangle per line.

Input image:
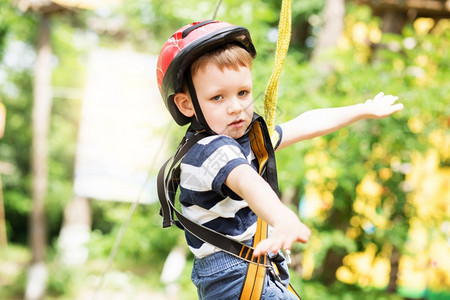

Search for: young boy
xmin=157 ymin=20 xmax=403 ymax=299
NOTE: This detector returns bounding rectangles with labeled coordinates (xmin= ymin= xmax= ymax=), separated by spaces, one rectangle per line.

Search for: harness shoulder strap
xmin=157 ymin=133 xmax=201 ymax=228
xmin=239 ymin=119 xmax=273 ymax=300
xmin=239 ymin=118 xmax=301 ymax=300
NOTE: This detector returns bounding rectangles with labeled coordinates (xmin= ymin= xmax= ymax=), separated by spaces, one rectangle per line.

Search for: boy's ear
xmin=173 ymin=92 xmax=195 ymax=118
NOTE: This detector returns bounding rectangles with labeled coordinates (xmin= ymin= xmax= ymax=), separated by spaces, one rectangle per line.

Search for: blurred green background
xmin=0 ymin=0 xmax=449 ymax=299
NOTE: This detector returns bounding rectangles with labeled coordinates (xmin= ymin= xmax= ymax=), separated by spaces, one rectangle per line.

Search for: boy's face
xmin=192 ymin=62 xmax=254 ymax=139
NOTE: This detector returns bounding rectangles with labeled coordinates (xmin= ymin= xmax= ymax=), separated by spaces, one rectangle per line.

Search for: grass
xmin=0 ymin=243 xmax=196 ymax=300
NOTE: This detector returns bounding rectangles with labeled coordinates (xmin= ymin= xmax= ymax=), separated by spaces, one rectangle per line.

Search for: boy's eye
xmin=212 ymin=95 xmax=222 ymax=101
xmin=238 ymin=90 xmax=248 ymax=96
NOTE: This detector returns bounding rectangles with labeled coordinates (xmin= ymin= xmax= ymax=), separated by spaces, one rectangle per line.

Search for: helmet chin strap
xmin=185 ymin=70 xmax=217 ymax=135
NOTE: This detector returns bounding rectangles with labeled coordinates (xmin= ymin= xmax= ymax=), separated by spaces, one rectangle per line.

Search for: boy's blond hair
xmin=190 ymin=43 xmax=254 ymax=76
xmin=181 ymin=44 xmax=253 ymax=94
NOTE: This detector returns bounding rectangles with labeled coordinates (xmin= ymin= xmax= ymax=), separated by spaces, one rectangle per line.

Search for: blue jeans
xmin=191 ymin=249 xmax=299 ymax=300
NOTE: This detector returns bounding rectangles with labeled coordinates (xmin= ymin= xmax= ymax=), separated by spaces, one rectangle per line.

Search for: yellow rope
xmin=264 ymin=0 xmax=292 ymax=139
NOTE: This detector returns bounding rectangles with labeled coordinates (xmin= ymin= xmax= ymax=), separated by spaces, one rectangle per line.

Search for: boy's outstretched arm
xmin=277 ymin=92 xmax=404 ymax=150
xmin=225 ymin=164 xmax=311 ymax=257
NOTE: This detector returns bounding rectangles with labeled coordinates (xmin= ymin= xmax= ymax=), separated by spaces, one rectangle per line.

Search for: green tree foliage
xmin=1 ymin=0 xmax=449 ymax=298
xmin=272 ymin=3 xmax=449 ymax=296
xmin=88 ymin=201 xmax=184 ymax=265
xmin=0 ymin=1 xmax=36 ymax=244
xmin=0 ymin=1 xmax=86 ymax=244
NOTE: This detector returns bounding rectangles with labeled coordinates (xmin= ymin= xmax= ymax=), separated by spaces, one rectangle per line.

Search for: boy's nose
xmin=227 ymin=97 xmax=243 ymax=114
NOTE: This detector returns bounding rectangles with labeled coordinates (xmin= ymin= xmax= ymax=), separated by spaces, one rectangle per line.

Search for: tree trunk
xmin=387 ymin=245 xmax=400 ymax=292
xmin=0 ymin=175 xmax=6 ymax=247
xmin=0 ymin=103 xmax=6 ymax=246
xmin=280 ymin=185 xmax=297 ymax=206
xmin=312 ymin=0 xmax=346 ymax=60
xmin=321 ymin=248 xmax=345 ymax=285
xmin=31 ymin=10 xmax=51 ymax=267
xmin=58 ymin=196 xmax=91 ymax=266
xmin=381 ymin=9 xmax=408 ymax=34
xmin=26 ymin=13 xmax=52 ymax=300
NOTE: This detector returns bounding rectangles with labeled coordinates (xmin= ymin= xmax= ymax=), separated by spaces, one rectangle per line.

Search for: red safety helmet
xmin=156 ymin=20 xmax=257 ymax=126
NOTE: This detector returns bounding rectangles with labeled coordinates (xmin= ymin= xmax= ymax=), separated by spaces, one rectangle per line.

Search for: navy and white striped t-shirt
xmin=179 ymin=126 xmax=283 ymax=258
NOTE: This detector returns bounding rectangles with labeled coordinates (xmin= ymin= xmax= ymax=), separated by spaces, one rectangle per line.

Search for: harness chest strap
xmin=157 ymin=122 xmax=270 ymax=266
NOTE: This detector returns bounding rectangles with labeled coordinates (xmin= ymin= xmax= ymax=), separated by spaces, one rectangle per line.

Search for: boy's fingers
xmin=253 ymin=224 xmax=311 ymax=257
xmin=392 ymin=103 xmax=404 ymax=112
xmin=254 ymin=237 xmax=287 ymax=257
xmin=252 ymin=245 xmax=263 ymax=257
xmin=383 ymin=95 xmax=399 ymax=105
xmin=373 ymin=92 xmax=384 ymax=101
xmin=253 ymin=239 xmax=274 ymax=257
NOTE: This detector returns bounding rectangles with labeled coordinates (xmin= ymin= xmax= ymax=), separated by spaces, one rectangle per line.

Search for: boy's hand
xmin=253 ymin=209 xmax=311 ymax=257
xmin=364 ymin=92 xmax=404 ymax=119
xmin=225 ymin=164 xmax=311 ymax=257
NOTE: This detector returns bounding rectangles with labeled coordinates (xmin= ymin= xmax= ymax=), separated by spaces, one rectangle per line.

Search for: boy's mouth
xmin=228 ymin=118 xmax=245 ymax=127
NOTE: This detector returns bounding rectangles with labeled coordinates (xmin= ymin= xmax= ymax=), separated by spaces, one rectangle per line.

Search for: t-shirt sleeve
xmin=180 ymin=135 xmax=249 ymax=198
xmin=272 ymin=125 xmax=283 ymax=150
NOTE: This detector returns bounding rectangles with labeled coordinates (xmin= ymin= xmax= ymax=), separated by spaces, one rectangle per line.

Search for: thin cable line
xmin=212 ymin=0 xmax=223 ymax=19
xmin=91 ymin=122 xmax=173 ymax=300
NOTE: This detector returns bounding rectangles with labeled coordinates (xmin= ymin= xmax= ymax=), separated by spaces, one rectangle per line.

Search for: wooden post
xmin=30 ymin=12 xmax=51 ymax=266
xmin=312 ymin=0 xmax=346 ymax=60
xmin=58 ymin=196 xmax=91 ymax=265
xmin=26 ymin=13 xmax=52 ymax=300
xmin=0 ymin=102 xmax=6 ymax=247
xmin=0 ymin=175 xmax=6 ymax=247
